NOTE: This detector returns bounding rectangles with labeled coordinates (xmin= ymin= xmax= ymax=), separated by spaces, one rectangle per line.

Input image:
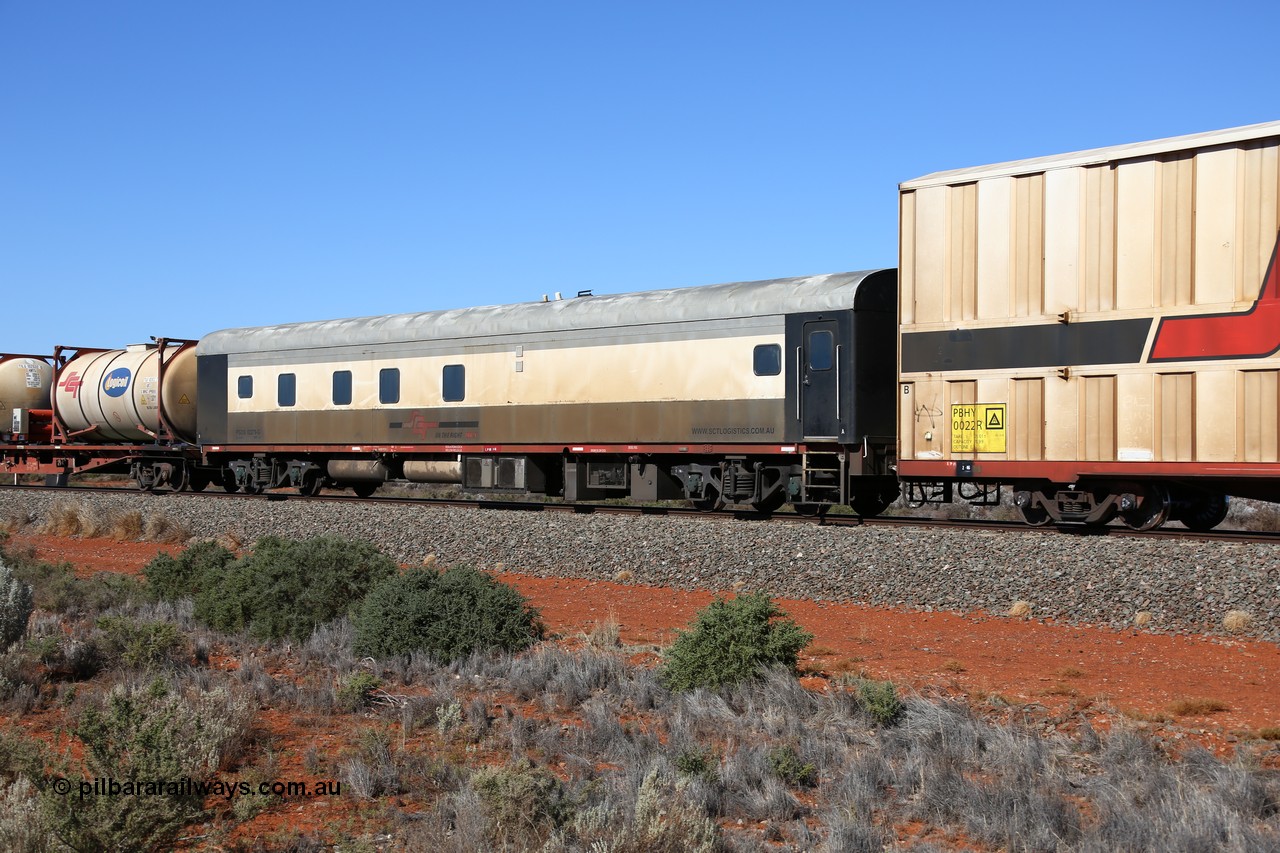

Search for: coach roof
xmin=199 ymin=269 xmax=894 ymax=356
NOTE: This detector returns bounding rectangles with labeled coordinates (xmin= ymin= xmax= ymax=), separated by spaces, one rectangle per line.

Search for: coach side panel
xmin=204 ymin=317 xmax=793 ymax=448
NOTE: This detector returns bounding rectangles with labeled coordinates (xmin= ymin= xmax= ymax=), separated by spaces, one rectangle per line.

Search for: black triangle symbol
xmin=986 ymin=409 xmax=1003 ymax=429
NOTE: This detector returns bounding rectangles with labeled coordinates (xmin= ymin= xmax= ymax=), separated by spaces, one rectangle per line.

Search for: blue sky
xmin=2 ymin=1 xmax=1276 ymax=354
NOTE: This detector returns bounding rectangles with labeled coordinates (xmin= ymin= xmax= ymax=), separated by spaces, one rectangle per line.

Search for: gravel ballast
xmin=2 ymin=489 xmax=1278 ymax=642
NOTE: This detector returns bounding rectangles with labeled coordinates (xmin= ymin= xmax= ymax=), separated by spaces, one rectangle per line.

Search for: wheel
xmin=691 ymin=495 xmax=724 ymax=512
xmin=1018 ymin=503 xmax=1053 ymax=527
xmin=750 ymin=488 xmax=788 ymax=514
xmin=1120 ymin=486 xmax=1170 ymax=531
xmin=298 ymin=470 xmax=324 ymax=497
xmin=352 ymin=482 xmax=378 ymax=498
xmin=221 ymin=470 xmax=239 ymax=494
xmin=169 ymin=465 xmax=191 ymax=493
xmin=851 ymin=487 xmax=899 ymax=518
xmin=242 ymin=481 xmax=264 ymax=495
xmin=187 ymin=471 xmax=210 ymax=492
xmin=1175 ymin=493 xmax=1229 ymax=532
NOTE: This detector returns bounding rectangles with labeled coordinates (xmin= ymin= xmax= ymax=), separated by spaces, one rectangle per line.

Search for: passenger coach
xmin=196 ymin=269 xmax=900 ymax=515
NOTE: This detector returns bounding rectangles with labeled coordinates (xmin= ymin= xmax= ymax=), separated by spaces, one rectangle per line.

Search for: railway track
xmin=4 ymin=482 xmax=1278 ymax=545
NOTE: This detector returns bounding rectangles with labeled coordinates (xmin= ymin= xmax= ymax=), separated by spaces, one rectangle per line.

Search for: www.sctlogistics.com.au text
xmin=48 ymin=776 xmax=341 ymax=800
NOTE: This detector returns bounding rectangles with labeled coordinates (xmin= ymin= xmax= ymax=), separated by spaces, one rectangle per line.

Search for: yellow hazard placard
xmin=951 ymin=403 xmax=1006 ymax=453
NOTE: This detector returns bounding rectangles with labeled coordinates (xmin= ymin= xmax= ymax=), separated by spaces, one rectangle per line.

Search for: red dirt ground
xmin=11 ymin=531 xmax=1280 ymax=749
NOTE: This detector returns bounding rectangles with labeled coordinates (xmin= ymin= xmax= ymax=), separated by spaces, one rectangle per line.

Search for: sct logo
xmin=102 ymin=368 xmax=132 ymax=398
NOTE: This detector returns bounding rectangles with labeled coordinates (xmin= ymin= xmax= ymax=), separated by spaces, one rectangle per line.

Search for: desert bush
xmin=0 ymin=777 xmax=64 ymax=853
xmin=0 ymin=726 xmax=49 ymax=784
xmin=0 ymin=558 xmax=34 ymax=650
xmin=336 ymin=671 xmax=382 ymax=713
xmin=854 ymin=678 xmax=904 ymax=727
xmin=659 ymin=592 xmax=812 ymax=691
xmin=564 ymin=768 xmax=720 ymax=853
xmin=471 ymin=760 xmax=573 ymax=849
xmin=767 ymin=744 xmax=817 ymax=788
xmin=44 ymin=676 xmax=254 ymax=851
xmin=353 ymin=565 xmax=542 ymax=661
xmin=7 ymin=554 xmax=143 ymax=618
xmin=193 ymin=536 xmax=398 ymax=641
xmin=142 ymin=539 xmax=235 ymax=602
xmin=94 ymin=616 xmax=188 ymax=670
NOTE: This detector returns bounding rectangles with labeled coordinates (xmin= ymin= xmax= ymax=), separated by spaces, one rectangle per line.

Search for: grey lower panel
xmin=215 ymin=399 xmax=791 ymax=446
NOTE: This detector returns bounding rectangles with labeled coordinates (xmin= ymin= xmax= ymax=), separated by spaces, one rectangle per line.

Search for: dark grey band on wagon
xmin=900 ymin=318 xmax=1153 ymax=373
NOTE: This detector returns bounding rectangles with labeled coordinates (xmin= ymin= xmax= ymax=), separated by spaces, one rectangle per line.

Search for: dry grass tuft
xmin=217 ymin=530 xmax=245 ymax=551
xmin=1258 ymin=727 xmax=1280 ymax=741
xmin=582 ymin=616 xmax=622 ymax=651
xmin=143 ymin=513 xmax=191 ymax=544
xmin=1223 ymin=610 xmax=1253 ymax=634
xmin=612 ymin=569 xmax=633 ymax=583
xmin=1056 ymin=666 xmax=1085 ymax=679
xmin=941 ymin=659 xmax=966 ymax=674
xmin=730 ymin=579 xmax=748 ymax=593
xmin=41 ymin=500 xmax=87 ymax=536
xmin=109 ymin=510 xmax=145 ymax=541
xmin=808 ymin=645 xmax=838 ymax=658
xmin=1119 ymin=707 xmax=1173 ymax=724
xmin=2 ymin=509 xmax=33 ymax=534
xmin=1007 ymin=600 xmax=1032 ymax=619
xmin=422 ymin=553 xmax=439 ymax=569
xmin=1133 ymin=611 xmax=1152 ymax=627
xmin=1168 ymin=697 xmax=1230 ymax=717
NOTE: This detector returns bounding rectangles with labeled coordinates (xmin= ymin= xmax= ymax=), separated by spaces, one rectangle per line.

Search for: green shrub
xmin=4 ymin=551 xmax=142 ymax=618
xmin=854 ymin=678 xmax=903 ymax=727
xmin=658 ymin=592 xmax=813 ymax=691
xmin=0 ymin=559 xmax=34 ymax=650
xmin=94 ymin=616 xmax=188 ymax=670
xmin=142 ymin=540 xmax=235 ymax=601
xmin=767 ymin=744 xmax=817 ymax=787
xmin=674 ymin=746 xmax=719 ymax=781
xmin=337 ymin=671 xmax=382 ymax=712
xmin=0 ymin=726 xmax=49 ymax=785
xmin=192 ymin=536 xmax=398 ymax=641
xmin=353 ymin=566 xmax=542 ymax=661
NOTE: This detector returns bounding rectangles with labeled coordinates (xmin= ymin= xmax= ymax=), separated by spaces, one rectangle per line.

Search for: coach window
xmin=753 ymin=344 xmax=781 ymax=376
xmin=237 ymin=375 xmax=253 ymax=399
xmin=278 ymin=373 xmax=296 ymax=407
xmin=809 ymin=330 xmax=834 ymax=370
xmin=332 ymin=370 xmax=352 ymax=406
xmin=443 ymin=364 xmax=465 ymax=402
xmin=379 ymin=368 xmax=400 ymax=404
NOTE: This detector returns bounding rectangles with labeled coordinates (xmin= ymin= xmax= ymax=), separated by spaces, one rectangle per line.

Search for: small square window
xmin=237 ymin=375 xmax=253 ymax=399
xmin=443 ymin=364 xmax=465 ymax=402
xmin=753 ymin=344 xmax=782 ymax=376
xmin=332 ymin=370 xmax=352 ymax=406
xmin=278 ymin=373 xmax=296 ymax=407
xmin=379 ymin=368 xmax=400 ymax=404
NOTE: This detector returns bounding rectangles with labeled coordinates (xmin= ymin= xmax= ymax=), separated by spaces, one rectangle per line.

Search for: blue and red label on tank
xmin=102 ymin=368 xmax=132 ymax=397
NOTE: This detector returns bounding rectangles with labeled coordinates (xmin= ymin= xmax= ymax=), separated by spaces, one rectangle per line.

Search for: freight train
xmin=4 ymin=119 xmax=1279 ymax=532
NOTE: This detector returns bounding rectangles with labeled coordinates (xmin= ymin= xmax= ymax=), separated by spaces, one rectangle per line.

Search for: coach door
xmin=799 ymin=318 xmax=841 ymax=440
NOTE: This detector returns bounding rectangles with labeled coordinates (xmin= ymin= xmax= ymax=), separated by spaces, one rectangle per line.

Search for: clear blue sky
xmin=2 ymin=1 xmax=1276 ymax=354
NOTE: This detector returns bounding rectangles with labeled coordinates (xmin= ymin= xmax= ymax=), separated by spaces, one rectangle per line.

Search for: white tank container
xmin=54 ymin=344 xmax=198 ymax=443
xmin=1 ymin=356 xmax=53 ymax=434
